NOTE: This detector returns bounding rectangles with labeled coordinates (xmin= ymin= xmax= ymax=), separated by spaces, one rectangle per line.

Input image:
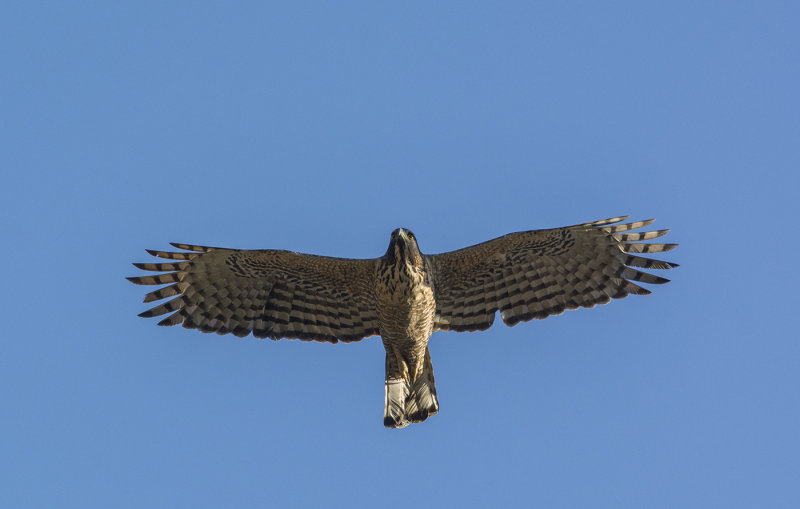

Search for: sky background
xmin=2 ymin=1 xmax=798 ymax=508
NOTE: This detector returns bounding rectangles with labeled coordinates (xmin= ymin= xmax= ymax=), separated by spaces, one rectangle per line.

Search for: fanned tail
xmin=384 ymin=347 xmax=439 ymax=428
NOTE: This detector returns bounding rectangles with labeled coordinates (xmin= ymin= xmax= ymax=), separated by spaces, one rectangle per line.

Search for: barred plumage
xmin=428 ymin=217 xmax=677 ymax=332
xmin=129 ymin=248 xmax=380 ymax=342
xmin=129 ymin=216 xmax=678 ymax=428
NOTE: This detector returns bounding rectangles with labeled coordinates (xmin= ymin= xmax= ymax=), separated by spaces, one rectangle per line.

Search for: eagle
xmin=128 ymin=216 xmax=677 ymax=428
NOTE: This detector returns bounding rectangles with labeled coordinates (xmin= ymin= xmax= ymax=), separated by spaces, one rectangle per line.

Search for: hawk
xmin=128 ymin=216 xmax=677 ymax=428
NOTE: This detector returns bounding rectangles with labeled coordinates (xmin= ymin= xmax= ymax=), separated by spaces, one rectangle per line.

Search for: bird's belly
xmin=378 ymin=301 xmax=435 ymax=342
xmin=376 ymin=277 xmax=436 ymax=344
xmin=377 ymin=291 xmax=435 ymax=379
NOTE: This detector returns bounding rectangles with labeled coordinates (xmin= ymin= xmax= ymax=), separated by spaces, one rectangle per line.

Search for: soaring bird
xmin=128 ymin=216 xmax=677 ymax=428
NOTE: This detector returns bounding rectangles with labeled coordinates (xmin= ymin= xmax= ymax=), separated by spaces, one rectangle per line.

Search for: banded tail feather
xmin=384 ymin=347 xmax=439 ymax=428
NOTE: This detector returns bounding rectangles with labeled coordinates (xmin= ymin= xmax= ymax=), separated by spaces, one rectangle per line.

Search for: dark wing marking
xmin=129 ymin=244 xmax=380 ymax=343
xmin=426 ymin=216 xmax=678 ymax=332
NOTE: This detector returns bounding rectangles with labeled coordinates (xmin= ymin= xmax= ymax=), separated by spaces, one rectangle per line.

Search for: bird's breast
xmin=375 ymin=262 xmax=436 ymax=343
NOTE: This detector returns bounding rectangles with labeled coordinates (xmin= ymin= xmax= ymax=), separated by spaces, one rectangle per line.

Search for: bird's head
xmin=386 ymin=228 xmax=423 ymax=267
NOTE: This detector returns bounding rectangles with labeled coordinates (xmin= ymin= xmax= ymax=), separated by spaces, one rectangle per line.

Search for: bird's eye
xmin=408 ymin=233 xmax=415 ymax=241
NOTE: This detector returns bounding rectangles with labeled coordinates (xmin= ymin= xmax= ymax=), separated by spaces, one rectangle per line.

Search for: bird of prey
xmin=128 ymin=216 xmax=677 ymax=428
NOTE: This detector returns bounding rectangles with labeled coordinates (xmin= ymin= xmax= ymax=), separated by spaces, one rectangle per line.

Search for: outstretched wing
xmin=128 ymin=244 xmax=380 ymax=343
xmin=426 ymin=216 xmax=678 ymax=332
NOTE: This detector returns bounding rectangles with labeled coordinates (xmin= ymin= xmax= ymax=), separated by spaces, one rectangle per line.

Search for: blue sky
xmin=2 ymin=2 xmax=798 ymax=507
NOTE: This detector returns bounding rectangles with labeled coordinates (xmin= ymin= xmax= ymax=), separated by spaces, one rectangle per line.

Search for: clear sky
xmin=2 ymin=2 xmax=798 ymax=508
